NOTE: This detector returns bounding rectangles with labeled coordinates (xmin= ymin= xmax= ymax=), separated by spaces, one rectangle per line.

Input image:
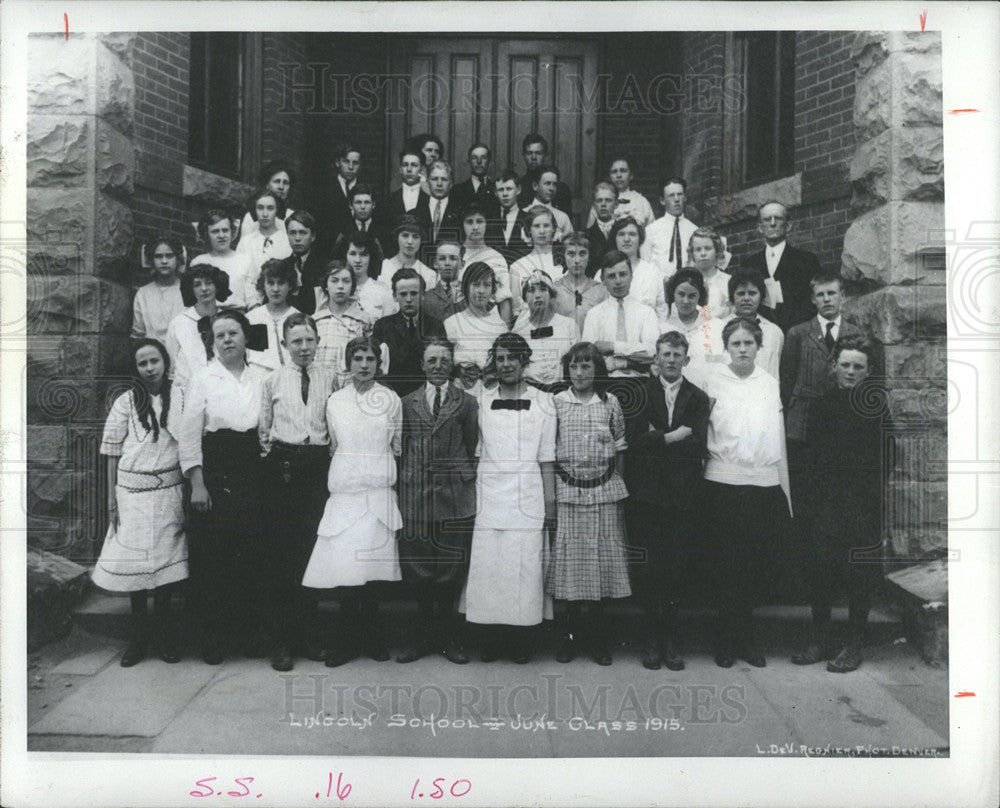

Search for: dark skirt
xmin=398 ymin=517 xmax=474 ymax=588
xmin=187 ymin=429 xmax=264 ymax=644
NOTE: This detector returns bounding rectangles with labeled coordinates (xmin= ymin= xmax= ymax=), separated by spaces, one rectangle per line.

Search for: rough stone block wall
xmin=841 ymin=31 xmax=946 ymax=560
xmin=26 ymin=33 xmax=139 ymax=563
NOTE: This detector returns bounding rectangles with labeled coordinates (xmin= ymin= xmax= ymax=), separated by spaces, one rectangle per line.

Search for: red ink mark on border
xmin=947 ymin=109 xmax=981 ymax=115
xmin=919 ymin=10 xmax=927 ymax=32
xmin=64 ymin=13 xmax=69 ymax=39
xmin=954 ymin=691 xmax=976 ymax=697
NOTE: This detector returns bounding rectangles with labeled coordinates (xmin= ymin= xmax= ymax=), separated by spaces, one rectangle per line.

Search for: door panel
xmin=389 ymin=37 xmax=598 ymax=221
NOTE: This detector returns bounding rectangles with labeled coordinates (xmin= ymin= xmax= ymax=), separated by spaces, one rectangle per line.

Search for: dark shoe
xmin=714 ymin=652 xmax=735 ymax=669
xmin=365 ymin=641 xmax=389 ymax=662
xmin=324 ymin=646 xmax=359 ymax=668
xmin=158 ymin=640 xmax=181 ymax=664
xmin=827 ymin=644 xmax=862 ymax=673
xmin=739 ymin=645 xmax=767 ymax=668
xmin=592 ymin=644 xmax=612 ymax=666
xmin=395 ymin=645 xmax=423 ymax=664
xmin=791 ymin=642 xmax=833 ymax=666
xmin=271 ymin=645 xmax=294 ymax=672
xmin=294 ymin=641 xmax=325 ymax=662
xmin=480 ymin=648 xmax=500 ymax=663
xmin=555 ymin=635 xmax=576 ymax=664
xmin=120 ymin=640 xmax=147 ymax=668
xmin=641 ymin=642 xmax=662 ymax=670
xmin=442 ymin=639 xmax=469 ymax=665
xmin=510 ymin=649 xmax=531 ymax=665
xmin=202 ymin=646 xmax=225 ymax=666
xmin=661 ymin=637 xmax=685 ymax=671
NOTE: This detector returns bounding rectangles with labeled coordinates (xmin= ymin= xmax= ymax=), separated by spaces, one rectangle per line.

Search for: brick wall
xmin=133 ymin=32 xmax=190 ymax=265
xmin=598 ymin=34 xmax=683 ymax=210
xmin=263 ymin=33 xmax=307 ymax=173
xmin=680 ymin=32 xmax=727 ymax=203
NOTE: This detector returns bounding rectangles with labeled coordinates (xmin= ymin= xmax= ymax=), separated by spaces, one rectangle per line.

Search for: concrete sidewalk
xmin=27 ymin=595 xmax=949 ymax=758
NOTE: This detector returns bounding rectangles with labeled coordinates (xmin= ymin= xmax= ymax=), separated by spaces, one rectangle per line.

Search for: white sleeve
xmin=178 ymin=372 xmax=208 ymax=473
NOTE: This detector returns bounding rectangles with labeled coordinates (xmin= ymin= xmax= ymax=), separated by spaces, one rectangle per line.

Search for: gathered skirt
xmin=302 ymin=489 xmax=402 ymax=588
xmin=91 ymin=466 xmax=188 ymax=592
xmin=546 ymin=502 xmax=631 ymax=601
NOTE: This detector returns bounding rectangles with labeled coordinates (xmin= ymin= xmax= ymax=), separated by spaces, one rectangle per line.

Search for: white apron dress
xmin=92 ymin=388 xmax=188 ymax=591
xmin=302 ymin=383 xmax=403 ymax=588
xmin=463 ymin=385 xmax=557 ymax=625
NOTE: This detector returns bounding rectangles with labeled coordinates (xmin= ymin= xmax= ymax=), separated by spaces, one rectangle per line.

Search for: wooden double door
xmin=388 ymin=37 xmax=599 ymax=218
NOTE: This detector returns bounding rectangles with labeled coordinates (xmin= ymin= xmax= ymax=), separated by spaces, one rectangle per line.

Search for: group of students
xmin=100 ymin=140 xmax=890 ymax=676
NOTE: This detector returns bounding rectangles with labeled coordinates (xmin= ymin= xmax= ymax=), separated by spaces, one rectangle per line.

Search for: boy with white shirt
xmin=525 ymin=165 xmax=574 ymax=241
xmin=641 ymin=177 xmax=699 ymax=276
xmin=587 ymin=158 xmax=654 ymax=227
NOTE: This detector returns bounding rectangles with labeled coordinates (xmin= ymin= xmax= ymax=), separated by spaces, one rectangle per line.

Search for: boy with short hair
xmin=422 ymin=241 xmax=466 ymax=323
xmin=626 ymin=331 xmax=710 ymax=670
xmin=397 ymin=337 xmax=479 ymax=664
xmin=258 ymin=312 xmax=339 ymax=670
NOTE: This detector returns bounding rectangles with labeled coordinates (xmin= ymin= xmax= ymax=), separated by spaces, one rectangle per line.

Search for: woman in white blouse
xmin=443 ymin=261 xmax=508 ymax=391
xmin=132 ymin=236 xmax=186 ymax=344
xmin=660 ymin=268 xmax=723 ymax=390
xmin=459 ymin=202 xmax=512 ymax=326
xmin=512 ymin=270 xmax=580 ymax=388
xmin=509 ymin=206 xmax=565 ymax=320
xmin=179 ymin=310 xmax=268 ymax=665
xmin=335 ymin=230 xmax=396 ymax=321
xmin=238 ymin=161 xmax=295 ymax=243
xmin=190 ymin=211 xmax=256 ymax=310
xmin=165 ymin=264 xmax=230 ymax=390
xmin=702 ymin=316 xmax=791 ymax=670
xmin=236 ymin=188 xmax=293 ymax=304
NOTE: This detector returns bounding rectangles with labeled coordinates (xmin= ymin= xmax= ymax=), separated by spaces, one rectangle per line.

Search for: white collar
xmin=817 ymin=313 xmax=842 ymax=329
xmin=555 ymin=388 xmax=601 ymax=406
xmin=659 ymin=375 xmax=683 ymax=394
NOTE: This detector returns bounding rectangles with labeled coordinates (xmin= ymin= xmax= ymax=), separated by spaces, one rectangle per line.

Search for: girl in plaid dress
xmin=546 ymin=341 xmax=631 ymax=665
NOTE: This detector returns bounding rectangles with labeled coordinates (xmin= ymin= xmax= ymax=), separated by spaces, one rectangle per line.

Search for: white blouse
xmin=178 ymin=358 xmax=267 ymax=473
xmin=355 ymin=278 xmax=398 ymax=321
xmin=512 ymin=310 xmax=580 ymax=385
xmin=190 ymin=251 xmax=257 ymax=310
xmin=509 ymin=250 xmax=566 ymax=318
xmin=703 ymin=363 xmax=791 ymax=511
xmin=380 ymin=255 xmax=437 ymax=291
xmin=444 ymin=308 xmax=509 ymax=370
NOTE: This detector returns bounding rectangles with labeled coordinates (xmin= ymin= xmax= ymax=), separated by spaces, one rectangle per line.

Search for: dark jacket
xmin=400 ymin=382 xmax=479 ymax=525
xmin=283 ymin=250 xmax=328 ymax=315
xmin=451 ymin=178 xmax=500 ymax=220
xmin=626 ymin=376 xmax=710 ymax=506
xmin=372 ymin=311 xmax=447 ymax=397
xmin=485 ymin=208 xmax=531 ymax=265
xmin=745 ymin=243 xmax=822 ymax=333
xmin=378 ymin=188 xmax=433 ymax=255
xmin=422 ymin=284 xmax=467 ymax=325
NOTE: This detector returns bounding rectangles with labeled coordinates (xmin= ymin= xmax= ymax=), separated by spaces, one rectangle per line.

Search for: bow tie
xmin=618 ymin=197 xmax=631 ymax=204
xmin=491 ymin=399 xmax=531 ymax=411
xmin=530 ymin=326 xmax=554 ymax=339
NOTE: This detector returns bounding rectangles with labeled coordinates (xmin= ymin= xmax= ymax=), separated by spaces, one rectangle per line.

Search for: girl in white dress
xmin=459 ymin=202 xmax=512 ymax=326
xmin=509 ymin=206 xmax=566 ymax=320
xmin=688 ymin=227 xmax=732 ymax=320
xmin=131 ymin=236 xmax=186 ymax=343
xmin=610 ymin=216 xmax=670 ymax=321
xmin=303 ymin=336 xmax=403 ymax=667
xmin=165 ymin=264 xmax=231 ymax=390
xmin=443 ymin=261 xmax=508 ymax=392
xmin=511 ymin=270 xmax=580 ymax=388
xmin=335 ymin=230 xmax=395 ymax=320
xmin=464 ymin=332 xmax=557 ymax=663
xmin=93 ymin=339 xmax=186 ymax=666
xmin=236 ymin=188 xmax=293 ymax=302
xmin=661 ymin=268 xmax=721 ymax=391
xmin=190 ymin=211 xmax=255 ymax=310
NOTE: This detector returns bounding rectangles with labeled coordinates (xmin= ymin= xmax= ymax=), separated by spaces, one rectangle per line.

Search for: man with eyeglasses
xmin=745 ymin=201 xmax=822 ymax=333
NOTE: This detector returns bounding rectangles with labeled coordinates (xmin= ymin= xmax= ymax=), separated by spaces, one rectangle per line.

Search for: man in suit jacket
xmin=421 ymin=242 xmax=466 ymax=324
xmin=379 ymin=148 xmax=433 ymax=254
xmin=585 ymin=181 xmax=619 ymax=265
xmin=625 ymin=331 xmax=710 ymax=672
xmin=331 ymin=182 xmax=385 ymax=257
xmin=516 ymin=133 xmax=573 ymax=215
xmin=314 ymin=143 xmax=361 ymax=252
xmin=780 ymin=273 xmax=863 ymax=516
xmin=485 ymin=170 xmax=531 ymax=265
xmin=746 ymin=201 xmax=823 ymax=333
xmin=424 ymin=160 xmax=465 ymax=258
xmin=372 ymin=267 xmax=447 ymax=397
xmin=283 ymin=210 xmax=328 ymax=315
xmin=451 ymin=143 xmax=500 ymax=220
xmin=398 ymin=337 xmax=479 ymax=664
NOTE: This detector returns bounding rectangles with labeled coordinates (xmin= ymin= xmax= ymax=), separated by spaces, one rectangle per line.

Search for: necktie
xmin=300 ymin=366 xmax=310 ymax=405
xmin=443 ymin=280 xmax=452 ymax=301
xmin=669 ymin=216 xmax=681 ymax=272
xmin=274 ymin=321 xmax=285 ymax=364
xmin=574 ymin=290 xmax=583 ymax=307
xmin=824 ymin=321 xmax=835 ymax=352
xmin=406 ymin=316 xmax=417 ymax=341
xmin=433 ymin=200 xmax=442 ymax=240
xmin=616 ymin=299 xmax=627 ymax=342
xmin=433 ymin=385 xmax=442 ymax=420
xmin=294 ymin=256 xmax=303 ymax=286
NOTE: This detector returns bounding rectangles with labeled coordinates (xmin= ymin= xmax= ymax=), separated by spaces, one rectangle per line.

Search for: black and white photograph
xmin=1 ymin=2 xmax=997 ymax=806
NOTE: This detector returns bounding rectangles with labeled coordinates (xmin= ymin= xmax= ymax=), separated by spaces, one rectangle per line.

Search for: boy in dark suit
xmin=780 ymin=272 xmax=863 ymax=526
xmin=626 ymin=331 xmax=710 ymax=670
xmin=380 ymin=148 xmax=433 ymax=252
xmin=315 ymin=143 xmax=361 ymax=251
xmin=283 ymin=210 xmax=327 ymax=315
xmin=746 ymin=201 xmax=822 ymax=332
xmin=372 ymin=268 xmax=446 ymax=397
xmin=451 ymin=143 xmax=500 ymax=220
xmin=397 ymin=337 xmax=479 ymax=663
xmin=585 ymin=182 xmax=618 ymax=266
xmin=486 ymin=170 xmax=530 ymax=265
xmin=421 ymin=241 xmax=466 ymax=324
